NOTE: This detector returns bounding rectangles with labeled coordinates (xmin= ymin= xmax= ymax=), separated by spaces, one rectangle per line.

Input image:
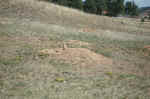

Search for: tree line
xmin=45 ymin=0 xmax=139 ymax=17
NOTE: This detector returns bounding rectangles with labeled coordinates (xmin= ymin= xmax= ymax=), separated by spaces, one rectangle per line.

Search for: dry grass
xmin=0 ymin=0 xmax=150 ymax=99
xmin=0 ymin=0 xmax=150 ymax=34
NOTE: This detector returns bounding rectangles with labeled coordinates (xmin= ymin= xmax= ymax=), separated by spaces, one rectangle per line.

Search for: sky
xmin=125 ymin=0 xmax=150 ymax=7
xmin=82 ymin=0 xmax=150 ymax=8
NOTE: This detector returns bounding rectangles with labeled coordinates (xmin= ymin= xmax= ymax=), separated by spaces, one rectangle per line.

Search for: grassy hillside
xmin=0 ymin=0 xmax=150 ymax=99
xmin=1 ymin=0 xmax=150 ymax=33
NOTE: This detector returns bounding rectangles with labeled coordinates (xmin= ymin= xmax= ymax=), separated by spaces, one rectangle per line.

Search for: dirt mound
xmin=39 ymin=48 xmax=113 ymax=68
xmin=59 ymin=48 xmax=112 ymax=65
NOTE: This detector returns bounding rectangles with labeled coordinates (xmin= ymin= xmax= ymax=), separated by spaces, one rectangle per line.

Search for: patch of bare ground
xmin=39 ymin=47 xmax=113 ymax=70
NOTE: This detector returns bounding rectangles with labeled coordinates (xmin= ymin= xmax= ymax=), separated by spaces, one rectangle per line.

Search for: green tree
xmin=83 ymin=0 xmax=97 ymax=14
xmin=68 ymin=0 xmax=83 ymax=10
xmin=95 ymin=0 xmax=107 ymax=15
xmin=106 ymin=0 xmax=124 ymax=16
xmin=50 ymin=0 xmax=68 ymax=6
xmin=125 ymin=1 xmax=139 ymax=16
xmin=57 ymin=0 xmax=68 ymax=6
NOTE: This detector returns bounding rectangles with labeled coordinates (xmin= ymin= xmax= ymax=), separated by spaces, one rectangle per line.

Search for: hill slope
xmin=1 ymin=0 xmax=150 ymax=33
xmin=0 ymin=0 xmax=150 ymax=99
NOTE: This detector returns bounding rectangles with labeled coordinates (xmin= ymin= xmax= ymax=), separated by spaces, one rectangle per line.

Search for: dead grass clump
xmin=79 ymin=28 xmax=96 ymax=33
xmin=39 ymin=48 xmax=62 ymax=55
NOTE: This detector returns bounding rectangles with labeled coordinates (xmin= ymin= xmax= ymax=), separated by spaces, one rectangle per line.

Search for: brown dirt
xmin=39 ymin=48 xmax=113 ymax=68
